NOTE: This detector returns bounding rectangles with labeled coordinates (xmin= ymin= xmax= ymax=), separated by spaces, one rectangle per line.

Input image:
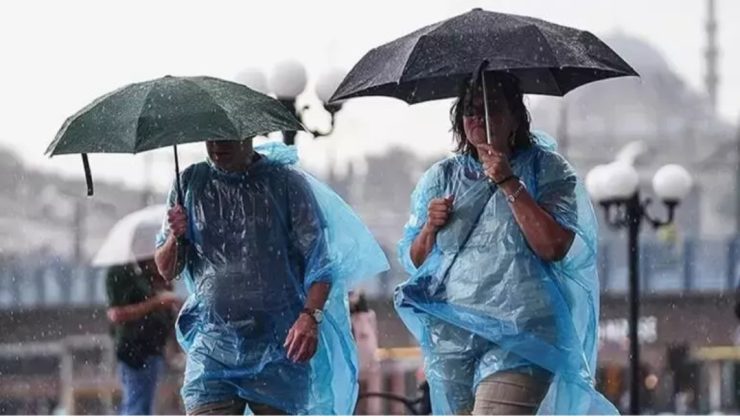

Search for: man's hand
xmin=167 ymin=205 xmax=188 ymax=238
xmin=423 ymin=196 xmax=454 ymax=233
xmin=107 ymin=307 xmax=125 ymax=323
xmin=154 ymin=291 xmax=181 ymax=310
xmin=283 ymin=313 xmax=319 ymax=363
xmin=475 ymin=143 xmax=514 ymax=184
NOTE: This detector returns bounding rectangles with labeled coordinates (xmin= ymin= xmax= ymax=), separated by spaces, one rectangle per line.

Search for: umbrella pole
xmin=480 ymin=69 xmax=493 ymax=146
xmin=173 ymin=144 xmax=184 ymax=206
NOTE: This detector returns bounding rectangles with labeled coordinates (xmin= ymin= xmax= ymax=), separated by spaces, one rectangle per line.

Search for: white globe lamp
xmin=652 ymin=164 xmax=692 ymax=203
xmin=603 ymin=162 xmax=640 ymax=200
xmin=235 ymin=68 xmax=268 ymax=94
xmin=269 ymin=60 xmax=308 ymax=99
xmin=316 ymin=68 xmax=347 ymax=104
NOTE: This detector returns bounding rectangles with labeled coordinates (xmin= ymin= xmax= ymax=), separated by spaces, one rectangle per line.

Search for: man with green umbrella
xmin=47 ymin=76 xmax=389 ymax=415
xmin=154 ymin=136 xmax=387 ymax=415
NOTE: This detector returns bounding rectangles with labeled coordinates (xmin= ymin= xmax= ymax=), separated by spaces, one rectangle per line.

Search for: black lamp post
xmin=586 ymin=162 xmax=692 ymax=415
xmin=237 ymin=62 xmax=346 ymax=145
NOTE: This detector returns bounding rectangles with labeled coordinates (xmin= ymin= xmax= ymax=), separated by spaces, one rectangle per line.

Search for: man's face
xmin=206 ymin=139 xmax=253 ymax=171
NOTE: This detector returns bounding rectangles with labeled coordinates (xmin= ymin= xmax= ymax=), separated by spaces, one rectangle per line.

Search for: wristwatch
xmin=301 ymin=307 xmax=324 ymax=324
xmin=506 ymin=180 xmax=526 ymax=203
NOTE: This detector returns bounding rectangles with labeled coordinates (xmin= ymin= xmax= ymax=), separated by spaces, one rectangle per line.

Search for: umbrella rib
xmin=546 ymin=67 xmax=565 ymax=96
xmin=523 ymin=24 xmax=586 ymax=96
xmin=186 ymin=78 xmax=241 ymax=140
xmin=525 ymin=24 xmax=563 ymax=71
xmin=396 ymin=18 xmax=453 ymax=85
xmin=134 ymin=83 xmax=158 ymax=154
xmin=47 ymin=83 xmax=135 ymax=155
xmin=397 ymin=34 xmax=429 ymax=85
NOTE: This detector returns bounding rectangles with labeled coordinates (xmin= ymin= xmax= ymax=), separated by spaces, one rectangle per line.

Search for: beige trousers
xmin=470 ymin=371 xmax=551 ymax=416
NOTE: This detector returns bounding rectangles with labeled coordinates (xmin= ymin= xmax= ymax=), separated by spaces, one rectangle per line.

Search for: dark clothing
xmin=418 ymin=381 xmax=432 ymax=415
xmin=188 ymin=398 xmax=287 ymax=415
xmin=106 ymin=264 xmax=171 ymax=369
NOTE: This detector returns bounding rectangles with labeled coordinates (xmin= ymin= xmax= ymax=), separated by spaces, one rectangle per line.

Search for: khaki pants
xmin=187 ymin=399 xmax=286 ymax=416
xmin=471 ymin=371 xmax=551 ymax=416
xmin=356 ymin=368 xmax=383 ymax=415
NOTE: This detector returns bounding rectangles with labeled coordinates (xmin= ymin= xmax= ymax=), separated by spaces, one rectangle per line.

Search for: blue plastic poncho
xmin=156 ymin=141 xmax=389 ymax=415
xmin=395 ymin=131 xmax=617 ymax=415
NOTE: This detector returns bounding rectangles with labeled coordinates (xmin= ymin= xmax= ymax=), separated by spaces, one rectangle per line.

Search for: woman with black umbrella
xmin=396 ymin=73 xmax=608 ymax=415
xmin=330 ymin=9 xmax=636 ymax=414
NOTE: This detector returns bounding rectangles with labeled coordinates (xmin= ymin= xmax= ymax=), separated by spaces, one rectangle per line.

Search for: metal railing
xmin=0 ymin=334 xmax=116 ymax=415
xmin=1 ymin=237 xmax=737 ymax=310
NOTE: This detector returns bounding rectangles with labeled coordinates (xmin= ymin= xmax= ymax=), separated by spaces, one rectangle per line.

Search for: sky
xmin=0 ymin=0 xmax=738 ymax=193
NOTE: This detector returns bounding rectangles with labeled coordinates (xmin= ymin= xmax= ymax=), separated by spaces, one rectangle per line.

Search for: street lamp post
xmin=238 ymin=61 xmax=346 ymax=145
xmin=586 ymin=162 xmax=692 ymax=415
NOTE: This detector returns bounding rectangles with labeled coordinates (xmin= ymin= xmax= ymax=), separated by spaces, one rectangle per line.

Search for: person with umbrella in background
xmin=95 ymin=206 xmax=183 ymax=415
xmin=106 ymin=259 xmax=181 ymax=415
xmin=330 ymin=8 xmax=639 ymax=415
xmin=46 ymin=76 xmax=389 ymax=415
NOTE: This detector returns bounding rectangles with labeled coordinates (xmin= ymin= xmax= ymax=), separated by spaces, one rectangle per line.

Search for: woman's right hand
xmin=423 ymin=196 xmax=454 ymax=233
xmin=411 ymin=196 xmax=453 ymax=268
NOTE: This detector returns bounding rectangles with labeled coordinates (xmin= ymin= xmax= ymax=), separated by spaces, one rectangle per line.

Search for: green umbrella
xmin=46 ymin=75 xmax=303 ymax=203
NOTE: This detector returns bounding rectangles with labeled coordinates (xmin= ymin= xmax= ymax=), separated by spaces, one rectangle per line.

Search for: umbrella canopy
xmin=330 ymin=8 xmax=638 ymax=104
xmin=47 ymin=75 xmax=302 ymax=155
xmin=92 ymin=204 xmax=166 ymax=267
xmin=46 ymin=75 xmax=303 ymax=198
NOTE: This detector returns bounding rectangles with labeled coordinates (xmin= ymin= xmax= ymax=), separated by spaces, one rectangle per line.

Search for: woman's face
xmin=462 ymin=84 xmax=517 ymax=151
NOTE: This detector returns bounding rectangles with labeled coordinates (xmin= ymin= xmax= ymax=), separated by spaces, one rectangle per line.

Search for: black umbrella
xmin=330 ymin=8 xmax=638 ymax=105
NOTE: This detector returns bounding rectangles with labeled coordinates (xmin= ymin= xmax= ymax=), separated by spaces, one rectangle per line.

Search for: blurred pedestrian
xmin=350 ymin=291 xmax=382 ymax=414
xmin=106 ymin=257 xmax=181 ymax=415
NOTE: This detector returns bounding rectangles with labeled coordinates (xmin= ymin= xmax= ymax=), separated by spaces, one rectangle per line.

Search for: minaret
xmin=705 ymin=0 xmax=719 ymax=112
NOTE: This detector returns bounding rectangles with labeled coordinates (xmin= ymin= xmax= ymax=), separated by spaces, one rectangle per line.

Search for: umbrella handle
xmin=173 ymin=144 xmax=184 ymax=206
xmin=82 ymin=154 xmax=94 ymax=196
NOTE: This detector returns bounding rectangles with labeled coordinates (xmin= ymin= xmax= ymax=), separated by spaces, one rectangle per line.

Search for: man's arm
xmin=155 ymin=234 xmax=184 ymax=281
xmin=155 ymin=205 xmax=188 ymax=281
xmin=304 ymin=281 xmax=330 ymax=312
xmin=107 ymin=291 xmax=180 ymax=324
xmin=283 ymin=174 xmax=333 ymax=363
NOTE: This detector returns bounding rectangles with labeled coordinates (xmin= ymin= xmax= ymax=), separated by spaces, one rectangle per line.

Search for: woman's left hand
xmin=475 ymin=144 xmax=514 ymax=184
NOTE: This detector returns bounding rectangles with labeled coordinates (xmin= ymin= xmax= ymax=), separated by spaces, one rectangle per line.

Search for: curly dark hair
xmin=450 ymin=72 xmax=533 ymax=159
